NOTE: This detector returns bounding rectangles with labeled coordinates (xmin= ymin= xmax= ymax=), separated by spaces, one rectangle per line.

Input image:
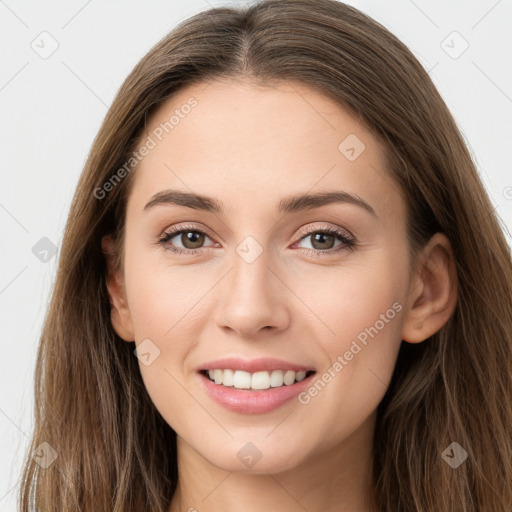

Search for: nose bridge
xmin=214 ymin=235 xmax=289 ymax=336
xmin=231 ymin=241 xmax=270 ymax=296
xmin=229 ymin=238 xmax=275 ymax=310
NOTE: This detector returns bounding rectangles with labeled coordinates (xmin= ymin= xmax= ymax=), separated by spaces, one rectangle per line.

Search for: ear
xmin=401 ymin=232 xmax=458 ymax=343
xmin=101 ymin=234 xmax=135 ymax=342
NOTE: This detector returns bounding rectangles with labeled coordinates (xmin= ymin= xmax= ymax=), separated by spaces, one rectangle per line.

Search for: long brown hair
xmin=19 ymin=0 xmax=512 ymax=510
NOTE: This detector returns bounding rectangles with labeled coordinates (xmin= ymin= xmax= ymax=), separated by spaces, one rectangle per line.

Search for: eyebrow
xmin=143 ymin=189 xmax=377 ymax=217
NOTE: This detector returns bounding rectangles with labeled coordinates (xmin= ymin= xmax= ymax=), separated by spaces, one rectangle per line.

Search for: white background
xmin=1 ymin=0 xmax=511 ymax=509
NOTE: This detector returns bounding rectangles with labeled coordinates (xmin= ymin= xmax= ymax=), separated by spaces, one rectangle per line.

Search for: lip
xmin=197 ymin=357 xmax=315 ymax=373
xmin=197 ymin=362 xmax=316 ymax=415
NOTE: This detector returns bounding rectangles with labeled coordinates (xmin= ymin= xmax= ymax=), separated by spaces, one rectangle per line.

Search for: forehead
xmin=127 ymin=77 xmax=403 ymax=222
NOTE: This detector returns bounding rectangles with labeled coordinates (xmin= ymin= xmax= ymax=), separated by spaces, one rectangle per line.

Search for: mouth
xmin=199 ymin=368 xmax=317 ymax=391
xmin=197 ymin=364 xmax=317 ymax=414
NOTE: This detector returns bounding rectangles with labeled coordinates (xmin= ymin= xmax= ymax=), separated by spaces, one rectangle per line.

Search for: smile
xmin=197 ymin=362 xmax=317 ymax=414
xmin=202 ymin=369 xmax=315 ymax=390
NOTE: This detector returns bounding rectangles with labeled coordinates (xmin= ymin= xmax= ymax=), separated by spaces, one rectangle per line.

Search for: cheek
xmin=124 ymin=273 xmax=199 ymax=438
xmin=122 ymin=253 xmax=219 ymax=432
xmin=292 ymin=253 xmax=405 ymax=355
xmin=124 ymin=247 xmax=209 ymax=341
xmin=290 ymin=253 xmax=406 ymax=417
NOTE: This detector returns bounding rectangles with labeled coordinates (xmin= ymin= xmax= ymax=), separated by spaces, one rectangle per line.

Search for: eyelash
xmin=157 ymin=223 xmax=356 ymax=258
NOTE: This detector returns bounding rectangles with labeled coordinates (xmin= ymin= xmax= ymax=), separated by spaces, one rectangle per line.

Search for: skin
xmin=102 ymin=77 xmax=458 ymax=512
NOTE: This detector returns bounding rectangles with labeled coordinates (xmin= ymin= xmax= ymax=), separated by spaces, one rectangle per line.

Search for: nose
xmin=214 ymin=248 xmax=291 ymax=338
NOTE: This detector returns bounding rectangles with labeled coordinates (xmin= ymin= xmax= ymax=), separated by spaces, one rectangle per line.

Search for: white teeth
xmin=270 ymin=370 xmax=283 ymax=387
xmin=295 ymin=371 xmax=306 ymax=382
xmin=213 ymin=369 xmax=223 ymax=384
xmin=204 ymin=369 xmax=312 ymax=389
xmin=251 ymin=371 xmax=270 ymax=390
xmin=233 ymin=370 xmax=251 ymax=389
xmin=283 ymin=370 xmax=295 ymax=385
xmin=222 ymin=369 xmax=234 ymax=387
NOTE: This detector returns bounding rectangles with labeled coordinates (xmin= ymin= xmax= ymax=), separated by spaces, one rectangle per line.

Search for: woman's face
xmin=109 ymin=77 xmax=415 ymax=473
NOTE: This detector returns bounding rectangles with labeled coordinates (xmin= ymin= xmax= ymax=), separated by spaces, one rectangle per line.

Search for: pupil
xmin=313 ymin=233 xmax=334 ymax=250
xmin=183 ymin=231 xmax=204 ymax=249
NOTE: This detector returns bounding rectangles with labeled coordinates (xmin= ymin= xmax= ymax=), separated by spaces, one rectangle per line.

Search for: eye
xmin=157 ymin=224 xmax=217 ymax=255
xmin=293 ymin=226 xmax=356 ymax=256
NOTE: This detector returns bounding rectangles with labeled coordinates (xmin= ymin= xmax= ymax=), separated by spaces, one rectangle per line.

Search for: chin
xmin=194 ymin=437 xmax=310 ymax=474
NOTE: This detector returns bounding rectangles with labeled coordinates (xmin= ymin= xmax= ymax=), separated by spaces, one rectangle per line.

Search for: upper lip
xmin=198 ymin=357 xmax=315 ymax=373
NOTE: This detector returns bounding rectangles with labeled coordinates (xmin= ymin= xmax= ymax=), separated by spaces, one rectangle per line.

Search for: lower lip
xmin=198 ymin=372 xmax=315 ymax=414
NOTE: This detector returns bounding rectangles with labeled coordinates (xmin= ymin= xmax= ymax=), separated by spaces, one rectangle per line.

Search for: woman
xmin=19 ymin=0 xmax=512 ymax=510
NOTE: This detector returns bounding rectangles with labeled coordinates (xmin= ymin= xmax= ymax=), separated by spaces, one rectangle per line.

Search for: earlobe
xmin=401 ymin=233 xmax=458 ymax=343
xmin=101 ymin=235 xmax=135 ymax=342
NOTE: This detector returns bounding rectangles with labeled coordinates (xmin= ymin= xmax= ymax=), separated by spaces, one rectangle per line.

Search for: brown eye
xmin=294 ymin=226 xmax=356 ymax=257
xmin=158 ymin=225 xmax=216 ymax=255
xmin=310 ymin=232 xmax=336 ymax=250
xmin=179 ymin=230 xmax=205 ymax=249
